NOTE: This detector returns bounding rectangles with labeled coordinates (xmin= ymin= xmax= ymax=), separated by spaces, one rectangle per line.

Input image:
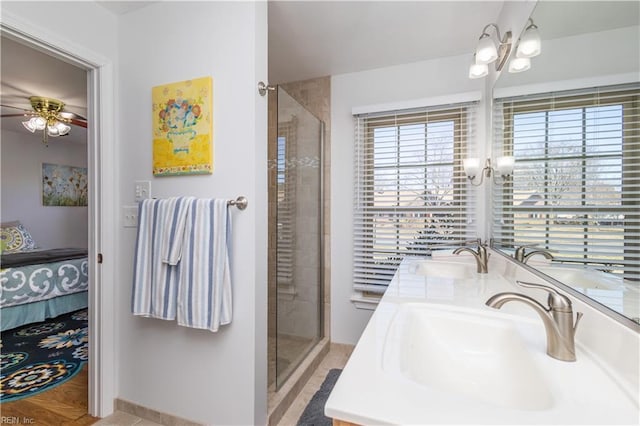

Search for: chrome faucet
xmin=453 ymin=243 xmax=489 ymax=273
xmin=485 ymin=281 xmax=583 ymax=362
xmin=514 ymin=246 xmax=554 ymax=264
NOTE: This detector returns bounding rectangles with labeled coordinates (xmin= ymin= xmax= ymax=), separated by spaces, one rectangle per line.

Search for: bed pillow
xmin=0 ymin=221 xmax=37 ymax=254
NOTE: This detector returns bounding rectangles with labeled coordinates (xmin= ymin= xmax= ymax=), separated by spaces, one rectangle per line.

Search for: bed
xmin=0 ymin=221 xmax=88 ymax=331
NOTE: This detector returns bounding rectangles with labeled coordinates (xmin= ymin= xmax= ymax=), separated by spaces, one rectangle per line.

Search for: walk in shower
xmin=268 ymin=86 xmax=324 ymax=391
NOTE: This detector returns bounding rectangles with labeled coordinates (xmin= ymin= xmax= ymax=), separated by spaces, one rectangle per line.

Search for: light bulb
xmin=469 ymin=62 xmax=488 ymax=79
xmin=47 ymin=125 xmax=60 ymax=137
xmin=34 ymin=116 xmax=47 ymax=130
xmin=55 ymin=122 xmax=71 ymax=135
xmin=517 ymin=24 xmax=541 ymax=58
xmin=475 ymin=34 xmax=498 ymax=64
xmin=463 ymin=158 xmax=481 ymax=178
xmin=509 ymin=57 xmax=531 ymax=73
xmin=496 ymin=156 xmax=515 ymax=177
xmin=22 ymin=119 xmax=37 ymax=132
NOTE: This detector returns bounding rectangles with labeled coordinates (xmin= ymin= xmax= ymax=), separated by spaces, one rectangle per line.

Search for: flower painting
xmin=152 ymin=76 xmax=213 ymax=176
xmin=42 ymin=163 xmax=88 ymax=207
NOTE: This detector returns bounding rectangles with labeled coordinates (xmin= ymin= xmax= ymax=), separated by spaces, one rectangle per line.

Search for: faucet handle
xmin=516 ymin=280 xmax=572 ymax=311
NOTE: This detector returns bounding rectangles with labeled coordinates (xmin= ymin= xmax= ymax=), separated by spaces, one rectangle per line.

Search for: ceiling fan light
xmin=475 ymin=34 xmax=498 ymax=65
xmin=33 ymin=116 xmax=47 ymax=130
xmin=47 ymin=128 xmax=59 ymax=137
xmin=22 ymin=119 xmax=37 ymax=133
xmin=54 ymin=121 xmax=71 ymax=135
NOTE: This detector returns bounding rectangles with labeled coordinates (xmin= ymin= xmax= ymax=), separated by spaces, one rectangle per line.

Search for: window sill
xmin=350 ymin=293 xmax=381 ymax=310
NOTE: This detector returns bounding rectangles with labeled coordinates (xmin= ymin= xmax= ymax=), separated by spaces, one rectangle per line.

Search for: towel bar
xmin=227 ymin=196 xmax=248 ymax=210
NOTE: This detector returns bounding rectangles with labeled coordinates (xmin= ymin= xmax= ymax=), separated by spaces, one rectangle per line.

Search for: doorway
xmin=0 ymin=35 xmax=92 ymax=422
xmin=0 ymin=20 xmax=116 ymax=418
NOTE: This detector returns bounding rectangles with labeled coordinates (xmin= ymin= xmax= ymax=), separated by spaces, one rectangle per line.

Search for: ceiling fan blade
xmin=69 ymin=118 xmax=87 ymax=128
xmin=59 ymin=111 xmax=87 ymax=122
xmin=0 ymin=113 xmax=29 ymax=118
xmin=1 ymin=97 xmax=87 ymax=129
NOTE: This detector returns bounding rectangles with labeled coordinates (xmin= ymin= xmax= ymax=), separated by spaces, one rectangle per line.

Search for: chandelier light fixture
xmin=468 ymin=18 xmax=541 ymax=79
xmin=509 ymin=19 xmax=541 ymax=74
xmin=468 ymin=23 xmax=512 ymax=79
xmin=22 ymin=96 xmax=72 ymax=144
xmin=463 ymin=156 xmax=515 ymax=186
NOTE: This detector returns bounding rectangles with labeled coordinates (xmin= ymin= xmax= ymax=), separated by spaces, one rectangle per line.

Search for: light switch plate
xmin=123 ymin=206 xmax=138 ymax=227
xmin=134 ymin=180 xmax=151 ymax=202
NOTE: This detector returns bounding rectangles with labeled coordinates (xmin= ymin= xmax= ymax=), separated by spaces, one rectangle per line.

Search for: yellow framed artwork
xmin=152 ymin=76 xmax=213 ymax=176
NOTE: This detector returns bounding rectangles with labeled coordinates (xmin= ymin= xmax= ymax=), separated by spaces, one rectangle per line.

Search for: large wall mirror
xmin=491 ymin=1 xmax=639 ymax=327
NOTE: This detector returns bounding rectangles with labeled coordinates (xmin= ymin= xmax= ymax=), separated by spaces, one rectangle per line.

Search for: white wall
xmin=330 ymin=54 xmax=486 ymax=345
xmin=116 ymin=2 xmax=267 ymax=425
xmin=1 ymin=129 xmax=88 ymax=248
xmin=0 ymin=2 xmax=118 ymax=61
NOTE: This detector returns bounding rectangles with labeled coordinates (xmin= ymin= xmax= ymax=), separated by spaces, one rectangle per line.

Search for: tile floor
xmin=94 ymin=410 xmax=162 ymax=426
xmin=277 ymin=343 xmax=353 ymax=425
xmin=94 ymin=344 xmax=353 ymax=426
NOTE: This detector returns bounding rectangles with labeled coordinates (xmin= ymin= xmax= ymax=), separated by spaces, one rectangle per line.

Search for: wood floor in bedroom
xmin=1 ymin=364 xmax=97 ymax=426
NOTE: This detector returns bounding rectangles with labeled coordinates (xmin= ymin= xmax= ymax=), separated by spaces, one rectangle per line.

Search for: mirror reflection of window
xmin=493 ymin=84 xmax=639 ymax=281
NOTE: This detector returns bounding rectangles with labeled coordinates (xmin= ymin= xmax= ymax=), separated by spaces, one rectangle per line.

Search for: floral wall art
xmin=152 ymin=76 xmax=213 ymax=176
xmin=42 ymin=163 xmax=88 ymax=207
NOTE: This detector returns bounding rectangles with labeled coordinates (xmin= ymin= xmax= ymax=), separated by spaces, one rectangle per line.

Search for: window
xmin=493 ymin=84 xmax=640 ymax=279
xmin=276 ymin=122 xmax=296 ymax=287
xmin=353 ymin=102 xmax=478 ymax=294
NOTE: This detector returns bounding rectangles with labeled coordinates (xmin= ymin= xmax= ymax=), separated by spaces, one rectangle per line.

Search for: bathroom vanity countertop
xmin=324 ymin=254 xmax=640 ymax=425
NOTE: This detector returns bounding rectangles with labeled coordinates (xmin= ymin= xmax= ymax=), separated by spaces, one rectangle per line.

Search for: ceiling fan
xmin=1 ymin=96 xmax=87 ymax=144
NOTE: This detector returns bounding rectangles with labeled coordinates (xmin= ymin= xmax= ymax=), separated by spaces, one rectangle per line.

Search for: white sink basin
xmin=382 ymin=303 xmax=553 ymax=410
xmin=537 ymin=266 xmax=635 ymax=292
xmin=408 ymin=261 xmax=477 ymax=279
xmin=326 ymin=257 xmax=640 ymax=425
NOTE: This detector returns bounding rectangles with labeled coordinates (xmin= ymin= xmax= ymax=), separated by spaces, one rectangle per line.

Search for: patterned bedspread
xmin=0 ymin=257 xmax=88 ymax=308
xmin=1 ymin=248 xmax=87 ymax=268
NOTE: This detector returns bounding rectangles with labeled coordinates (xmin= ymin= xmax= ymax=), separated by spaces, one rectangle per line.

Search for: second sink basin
xmin=408 ymin=260 xmax=478 ymax=279
xmin=382 ymin=303 xmax=553 ymax=410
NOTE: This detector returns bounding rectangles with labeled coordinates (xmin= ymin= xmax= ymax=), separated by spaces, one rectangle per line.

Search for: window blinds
xmin=493 ymin=83 xmax=640 ymax=279
xmin=353 ymin=102 xmax=479 ymax=293
xmin=276 ymin=122 xmax=297 ymax=286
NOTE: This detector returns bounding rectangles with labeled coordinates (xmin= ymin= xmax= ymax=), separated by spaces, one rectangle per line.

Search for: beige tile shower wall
xmin=280 ymin=77 xmax=331 ymax=340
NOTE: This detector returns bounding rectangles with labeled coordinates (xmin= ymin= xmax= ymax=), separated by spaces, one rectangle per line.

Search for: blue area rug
xmin=0 ymin=309 xmax=88 ymax=402
xmin=297 ymin=368 xmax=342 ymax=426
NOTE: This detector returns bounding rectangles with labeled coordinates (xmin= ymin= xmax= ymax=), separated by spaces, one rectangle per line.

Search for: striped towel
xmin=176 ymin=198 xmax=232 ymax=332
xmin=131 ymin=197 xmax=194 ymax=320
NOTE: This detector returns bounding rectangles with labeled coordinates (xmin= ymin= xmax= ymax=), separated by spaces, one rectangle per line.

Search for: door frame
xmin=1 ymin=13 xmax=117 ymax=418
